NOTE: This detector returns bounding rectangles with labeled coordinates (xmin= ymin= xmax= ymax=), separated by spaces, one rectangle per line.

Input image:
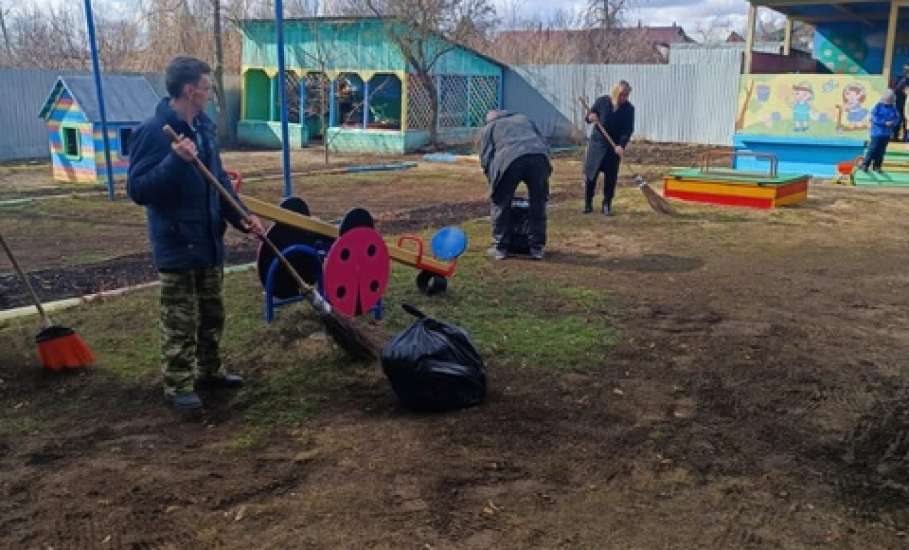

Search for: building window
xmin=62 ymin=127 xmax=81 ymax=159
xmin=367 ymin=74 xmax=402 ymax=130
xmin=334 ymin=73 xmax=365 ymax=127
xmin=303 ymin=72 xmax=329 ymax=138
xmin=119 ymin=128 xmax=133 ymax=156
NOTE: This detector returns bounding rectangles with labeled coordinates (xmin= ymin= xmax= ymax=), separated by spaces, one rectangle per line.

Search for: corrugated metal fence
xmin=0 ymin=68 xmax=241 ymax=162
xmin=3 ymin=64 xmax=739 ymax=161
xmin=505 ymin=63 xmax=742 ymax=146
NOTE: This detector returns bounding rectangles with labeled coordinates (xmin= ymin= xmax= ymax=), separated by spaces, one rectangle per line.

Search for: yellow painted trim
xmin=241 ymin=195 xmax=454 ymax=273
xmin=774 ymin=191 xmax=808 ymax=207
xmin=242 ymin=66 xmax=404 ymax=79
xmin=665 ymin=180 xmax=779 ymax=199
xmin=884 ymin=1 xmax=900 ymax=80
xmin=401 ymin=73 xmax=409 ymax=131
xmin=241 ymin=72 xmax=247 ymax=119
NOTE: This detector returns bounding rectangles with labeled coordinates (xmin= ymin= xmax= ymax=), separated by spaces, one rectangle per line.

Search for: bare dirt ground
xmin=2 ymin=143 xmax=909 ymax=549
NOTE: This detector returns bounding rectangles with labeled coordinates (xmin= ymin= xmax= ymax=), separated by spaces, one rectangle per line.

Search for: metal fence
xmin=504 ymin=63 xmax=742 ymax=146
xmin=0 ymin=68 xmax=241 ymax=162
xmin=2 ymin=63 xmax=739 ymax=161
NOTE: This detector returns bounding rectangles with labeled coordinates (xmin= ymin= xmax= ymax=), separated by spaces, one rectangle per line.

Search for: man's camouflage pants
xmin=159 ymin=267 xmax=226 ymax=397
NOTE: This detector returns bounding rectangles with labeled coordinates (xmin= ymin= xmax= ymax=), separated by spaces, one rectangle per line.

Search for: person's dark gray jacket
xmin=478 ymin=111 xmax=551 ymax=194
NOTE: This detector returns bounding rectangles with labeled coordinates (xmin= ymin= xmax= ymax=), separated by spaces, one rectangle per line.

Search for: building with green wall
xmin=237 ymin=17 xmax=505 ymax=154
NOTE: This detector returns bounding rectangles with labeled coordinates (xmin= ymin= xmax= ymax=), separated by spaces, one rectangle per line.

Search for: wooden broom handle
xmin=162 ymin=124 xmax=313 ymax=295
xmin=579 ymin=96 xmax=621 ymax=150
xmin=0 ymin=231 xmax=52 ymax=327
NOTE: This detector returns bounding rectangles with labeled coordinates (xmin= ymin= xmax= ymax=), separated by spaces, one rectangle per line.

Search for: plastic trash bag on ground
xmin=381 ymin=305 xmax=486 ymax=412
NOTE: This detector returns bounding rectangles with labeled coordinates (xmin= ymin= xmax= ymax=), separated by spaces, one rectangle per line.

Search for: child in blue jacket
xmin=862 ymin=90 xmax=901 ymax=172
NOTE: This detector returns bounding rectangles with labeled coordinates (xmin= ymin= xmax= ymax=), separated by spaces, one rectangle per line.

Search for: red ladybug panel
xmin=322 ymin=227 xmax=390 ymax=317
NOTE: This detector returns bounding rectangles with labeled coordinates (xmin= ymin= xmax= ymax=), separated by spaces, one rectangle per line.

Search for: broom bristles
xmin=639 ymin=180 xmax=675 ymax=215
xmin=320 ymin=310 xmax=388 ymax=361
xmin=36 ymin=327 xmax=94 ymax=370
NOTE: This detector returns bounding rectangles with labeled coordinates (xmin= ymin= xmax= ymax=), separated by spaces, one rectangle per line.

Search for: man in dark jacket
xmin=479 ymin=110 xmax=551 ymax=260
xmin=128 ymin=56 xmax=264 ymax=411
xmin=894 ymin=65 xmax=909 ymax=141
xmin=584 ymin=80 xmax=635 ymax=215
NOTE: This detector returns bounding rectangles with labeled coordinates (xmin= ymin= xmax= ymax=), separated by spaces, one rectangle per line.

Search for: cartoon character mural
xmin=791 ymin=82 xmax=814 ymax=132
xmin=736 ymin=74 xmax=888 ymax=138
xmin=835 ymin=82 xmax=870 ymax=131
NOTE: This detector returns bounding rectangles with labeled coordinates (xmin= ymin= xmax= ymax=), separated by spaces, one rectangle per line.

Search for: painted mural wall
xmin=735 ymin=74 xmax=889 ymax=138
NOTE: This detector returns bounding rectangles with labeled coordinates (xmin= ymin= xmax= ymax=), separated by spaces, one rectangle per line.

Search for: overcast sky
xmin=22 ymin=0 xmax=755 ymax=38
xmin=496 ymin=0 xmax=753 ymax=34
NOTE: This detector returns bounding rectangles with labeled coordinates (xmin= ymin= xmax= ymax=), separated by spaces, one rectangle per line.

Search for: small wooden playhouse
xmin=237 ymin=16 xmax=505 ymax=154
xmin=38 ymin=75 xmax=160 ymax=183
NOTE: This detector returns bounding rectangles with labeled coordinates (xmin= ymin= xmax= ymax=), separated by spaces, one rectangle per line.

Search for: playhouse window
xmin=304 ymin=72 xmax=329 ymax=138
xmin=284 ymin=71 xmax=301 ymax=124
xmin=119 ymin=128 xmax=133 ymax=156
xmin=366 ymin=74 xmax=402 ymax=130
xmin=62 ymin=127 xmax=80 ymax=159
xmin=334 ymin=73 xmax=365 ymax=127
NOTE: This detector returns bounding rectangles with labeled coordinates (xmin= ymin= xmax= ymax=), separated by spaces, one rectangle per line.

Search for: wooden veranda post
xmin=744 ymin=3 xmax=757 ymax=74
xmin=884 ymin=0 xmax=900 ymax=82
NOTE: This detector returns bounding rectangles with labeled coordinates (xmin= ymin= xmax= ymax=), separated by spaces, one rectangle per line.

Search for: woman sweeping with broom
xmin=583 ymin=80 xmax=635 ymax=216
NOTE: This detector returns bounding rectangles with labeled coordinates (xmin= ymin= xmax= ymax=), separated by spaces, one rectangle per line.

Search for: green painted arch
xmin=244 ymin=69 xmax=270 ymax=120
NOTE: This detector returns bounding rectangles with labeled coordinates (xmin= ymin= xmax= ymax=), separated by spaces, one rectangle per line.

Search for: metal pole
xmin=83 ymin=0 xmax=115 ymax=201
xmin=363 ymin=77 xmax=370 ymax=129
xmin=275 ymin=0 xmax=292 ymax=197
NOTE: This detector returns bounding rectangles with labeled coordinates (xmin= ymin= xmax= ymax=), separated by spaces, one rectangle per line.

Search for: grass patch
xmin=379 ymin=220 xmax=617 ymax=371
xmin=0 ymin=211 xmax=620 ymax=443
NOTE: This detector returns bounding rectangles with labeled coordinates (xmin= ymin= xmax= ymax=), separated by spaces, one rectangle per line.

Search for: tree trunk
xmin=212 ymin=0 xmax=230 ymax=144
xmin=0 ymin=8 xmax=13 ymax=63
xmin=419 ymin=72 xmax=439 ymax=147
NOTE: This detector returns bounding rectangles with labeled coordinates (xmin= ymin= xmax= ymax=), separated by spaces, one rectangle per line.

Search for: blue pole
xmin=329 ymin=80 xmax=336 ymax=127
xmin=363 ymin=77 xmax=370 ymax=129
xmin=275 ymin=0 xmax=292 ymax=197
xmin=83 ymin=0 xmax=115 ymax=201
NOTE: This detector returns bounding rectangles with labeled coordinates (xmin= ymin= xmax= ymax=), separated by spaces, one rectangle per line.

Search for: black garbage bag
xmin=381 ymin=304 xmax=486 ymax=412
xmin=506 ymin=196 xmax=531 ymax=254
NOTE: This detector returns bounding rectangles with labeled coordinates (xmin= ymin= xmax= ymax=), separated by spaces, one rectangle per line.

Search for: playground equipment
xmin=831 ymin=157 xmax=861 ymax=185
xmin=662 ymin=151 xmax=810 ymax=209
xmin=242 ymin=194 xmax=467 ymax=304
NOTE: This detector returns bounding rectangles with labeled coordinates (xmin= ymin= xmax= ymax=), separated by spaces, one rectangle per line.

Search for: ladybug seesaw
xmin=240 ymin=194 xmax=468 ymax=322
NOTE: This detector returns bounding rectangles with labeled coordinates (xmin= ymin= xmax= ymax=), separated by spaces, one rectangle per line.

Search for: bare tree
xmin=585 ymin=0 xmax=629 ymax=30
xmin=0 ymin=1 xmax=13 ymax=65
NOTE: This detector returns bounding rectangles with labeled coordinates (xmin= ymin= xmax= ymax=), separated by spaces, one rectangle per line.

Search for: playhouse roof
xmin=239 ymin=16 xmax=507 ymax=70
xmin=750 ymin=1 xmax=891 ymax=24
xmin=39 ymin=74 xmax=160 ymax=123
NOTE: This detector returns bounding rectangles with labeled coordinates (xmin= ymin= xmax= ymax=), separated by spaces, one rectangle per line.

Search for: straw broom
xmin=0 ymin=232 xmax=95 ymax=370
xmin=162 ymin=125 xmax=386 ymax=361
xmin=578 ymin=97 xmax=675 ymax=216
